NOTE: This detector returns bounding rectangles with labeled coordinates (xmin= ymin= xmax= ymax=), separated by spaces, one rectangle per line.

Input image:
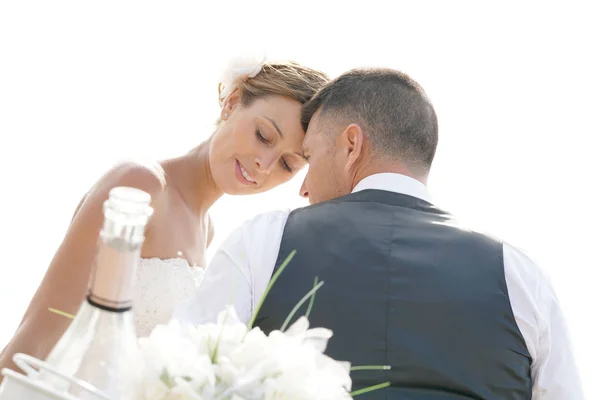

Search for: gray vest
xmin=254 ymin=190 xmax=532 ymax=399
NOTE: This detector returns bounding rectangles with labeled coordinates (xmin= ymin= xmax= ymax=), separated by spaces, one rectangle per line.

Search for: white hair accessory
xmin=218 ymin=53 xmax=267 ymax=105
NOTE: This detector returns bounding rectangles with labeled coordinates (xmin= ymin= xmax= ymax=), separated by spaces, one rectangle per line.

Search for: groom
xmin=177 ymin=68 xmax=583 ymax=399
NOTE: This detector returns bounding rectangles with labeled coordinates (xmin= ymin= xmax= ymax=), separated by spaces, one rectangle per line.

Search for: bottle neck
xmin=87 ymin=217 xmax=145 ymax=313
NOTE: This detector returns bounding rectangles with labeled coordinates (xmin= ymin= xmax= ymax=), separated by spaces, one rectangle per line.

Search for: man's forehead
xmin=308 ymin=108 xmax=323 ymax=129
xmin=301 ymin=129 xmax=314 ymax=154
xmin=304 ymin=110 xmax=337 ymax=155
xmin=307 ymin=109 xmax=327 ymax=135
xmin=304 ymin=116 xmax=324 ymax=146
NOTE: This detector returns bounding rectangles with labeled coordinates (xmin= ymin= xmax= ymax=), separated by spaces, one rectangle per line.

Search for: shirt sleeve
xmin=174 ymin=209 xmax=290 ymax=325
xmin=503 ymin=243 xmax=585 ymax=399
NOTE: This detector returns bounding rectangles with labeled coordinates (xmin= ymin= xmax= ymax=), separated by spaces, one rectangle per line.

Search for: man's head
xmin=299 ymin=68 xmax=438 ymax=204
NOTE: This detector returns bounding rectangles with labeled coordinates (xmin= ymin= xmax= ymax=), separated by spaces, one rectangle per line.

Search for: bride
xmin=0 ymin=57 xmax=328 ymax=372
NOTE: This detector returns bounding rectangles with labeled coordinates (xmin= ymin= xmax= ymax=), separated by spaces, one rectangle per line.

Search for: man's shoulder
xmin=502 ymin=243 xmax=564 ymax=323
xmin=502 ymin=242 xmax=555 ymax=292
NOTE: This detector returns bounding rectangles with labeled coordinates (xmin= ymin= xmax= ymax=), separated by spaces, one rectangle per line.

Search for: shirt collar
xmin=352 ymin=173 xmax=433 ymax=203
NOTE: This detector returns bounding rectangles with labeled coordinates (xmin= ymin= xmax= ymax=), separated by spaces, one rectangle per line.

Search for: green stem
xmin=281 ymin=280 xmax=324 ymax=332
xmin=350 ymin=365 xmax=391 ymax=371
xmin=247 ymin=250 xmax=296 ymax=329
xmin=211 ymin=307 xmax=230 ymax=363
xmin=304 ymin=276 xmax=319 ymax=319
xmin=350 ymin=382 xmax=391 ymax=397
xmin=48 ymin=308 xmax=74 ymax=320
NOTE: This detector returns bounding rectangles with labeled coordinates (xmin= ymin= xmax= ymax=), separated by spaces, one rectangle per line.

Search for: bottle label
xmin=87 ymin=241 xmax=138 ymax=312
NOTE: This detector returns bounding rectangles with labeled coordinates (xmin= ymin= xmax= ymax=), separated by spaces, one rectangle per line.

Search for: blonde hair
xmin=218 ymin=61 xmax=329 ymax=120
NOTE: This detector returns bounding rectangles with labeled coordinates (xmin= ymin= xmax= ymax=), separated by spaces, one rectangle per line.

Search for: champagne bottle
xmin=41 ymin=186 xmax=153 ymax=399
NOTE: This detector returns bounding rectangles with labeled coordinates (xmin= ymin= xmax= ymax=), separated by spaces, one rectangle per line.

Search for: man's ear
xmin=221 ymin=87 xmax=241 ymax=120
xmin=339 ymin=123 xmax=365 ymax=170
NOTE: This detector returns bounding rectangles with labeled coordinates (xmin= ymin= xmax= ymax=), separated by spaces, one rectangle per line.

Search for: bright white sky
xmin=0 ymin=1 xmax=598 ymax=397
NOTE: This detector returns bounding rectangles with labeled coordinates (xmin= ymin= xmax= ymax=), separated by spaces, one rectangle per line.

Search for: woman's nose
xmin=255 ymin=153 xmax=278 ymax=174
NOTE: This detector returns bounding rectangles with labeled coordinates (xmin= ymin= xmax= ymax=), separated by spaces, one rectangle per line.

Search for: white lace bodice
xmin=133 ymin=257 xmax=205 ymax=337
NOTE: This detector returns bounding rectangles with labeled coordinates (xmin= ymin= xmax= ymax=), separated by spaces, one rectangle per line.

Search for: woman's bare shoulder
xmin=97 ymin=159 xmax=166 ymax=197
xmin=73 ymin=160 xmax=167 ymax=218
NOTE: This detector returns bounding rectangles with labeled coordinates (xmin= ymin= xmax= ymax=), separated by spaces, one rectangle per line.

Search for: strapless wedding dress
xmin=132 ymin=257 xmax=205 ymax=337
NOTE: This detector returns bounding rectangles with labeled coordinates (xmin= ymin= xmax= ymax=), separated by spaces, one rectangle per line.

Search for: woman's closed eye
xmin=255 ymin=129 xmax=270 ymax=144
xmin=255 ymin=127 xmax=293 ymax=172
xmin=281 ymin=158 xmax=292 ymax=172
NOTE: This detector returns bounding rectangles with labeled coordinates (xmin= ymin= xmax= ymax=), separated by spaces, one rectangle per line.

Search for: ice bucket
xmin=0 ymin=353 xmax=110 ymax=400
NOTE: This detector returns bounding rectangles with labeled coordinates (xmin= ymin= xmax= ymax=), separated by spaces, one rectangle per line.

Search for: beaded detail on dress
xmin=133 ymin=257 xmax=205 ymax=337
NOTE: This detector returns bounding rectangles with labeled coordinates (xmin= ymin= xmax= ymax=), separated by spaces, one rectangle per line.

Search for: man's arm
xmin=503 ymin=243 xmax=585 ymax=399
xmin=175 ymin=209 xmax=291 ymax=325
xmin=533 ymin=272 xmax=585 ymax=399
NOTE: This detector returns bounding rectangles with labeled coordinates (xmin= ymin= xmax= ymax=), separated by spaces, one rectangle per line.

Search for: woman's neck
xmin=162 ymin=139 xmax=223 ymax=215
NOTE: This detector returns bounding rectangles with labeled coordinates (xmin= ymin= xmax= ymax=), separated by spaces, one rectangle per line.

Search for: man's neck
xmin=350 ymin=162 xmax=428 ymax=191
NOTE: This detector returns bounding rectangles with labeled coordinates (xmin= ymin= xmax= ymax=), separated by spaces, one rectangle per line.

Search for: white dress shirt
xmin=176 ymin=173 xmax=585 ymax=399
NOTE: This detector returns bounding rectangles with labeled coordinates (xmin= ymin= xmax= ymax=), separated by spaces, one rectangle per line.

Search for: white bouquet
xmin=138 ymin=307 xmax=352 ymax=400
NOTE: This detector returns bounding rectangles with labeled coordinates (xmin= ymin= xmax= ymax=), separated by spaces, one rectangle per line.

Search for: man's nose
xmin=299 ymin=177 xmax=309 ymax=198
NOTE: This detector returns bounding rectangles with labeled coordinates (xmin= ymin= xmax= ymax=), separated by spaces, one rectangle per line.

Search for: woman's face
xmin=209 ymin=93 xmax=307 ymax=195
